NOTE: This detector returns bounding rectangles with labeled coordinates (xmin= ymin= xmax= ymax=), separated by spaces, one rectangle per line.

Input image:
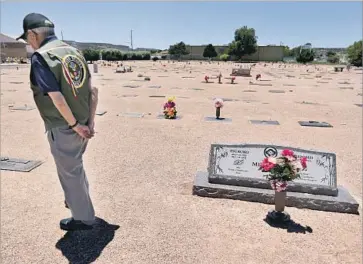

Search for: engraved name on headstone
xmin=208 ymin=144 xmax=337 ymax=195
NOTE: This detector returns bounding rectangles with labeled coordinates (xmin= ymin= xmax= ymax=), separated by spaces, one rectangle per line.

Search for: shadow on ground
xmin=264 ymin=217 xmax=313 ymax=234
xmin=56 ymin=217 xmax=119 ymax=264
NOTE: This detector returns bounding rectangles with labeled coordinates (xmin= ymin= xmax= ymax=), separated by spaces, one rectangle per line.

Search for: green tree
xmin=168 ymin=42 xmax=189 ymax=59
xmin=203 ymin=44 xmax=218 ymax=59
xmin=326 ymin=51 xmax=339 ymax=64
xmin=219 ymin=54 xmax=229 ymax=62
xmin=82 ymin=48 xmax=99 ymax=62
xmin=296 ymin=47 xmax=315 ymax=64
xmin=347 ymin=40 xmax=362 ymax=67
xmin=227 ymin=26 xmax=258 ymax=60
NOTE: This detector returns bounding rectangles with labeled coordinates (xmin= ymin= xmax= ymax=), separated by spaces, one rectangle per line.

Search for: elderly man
xmin=17 ymin=13 xmax=98 ymax=231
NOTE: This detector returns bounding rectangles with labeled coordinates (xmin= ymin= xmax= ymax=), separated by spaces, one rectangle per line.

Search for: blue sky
xmin=1 ymin=2 xmax=362 ymax=49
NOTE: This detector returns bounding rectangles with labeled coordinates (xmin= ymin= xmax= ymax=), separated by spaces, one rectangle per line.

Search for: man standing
xmin=17 ymin=13 xmax=98 ymax=231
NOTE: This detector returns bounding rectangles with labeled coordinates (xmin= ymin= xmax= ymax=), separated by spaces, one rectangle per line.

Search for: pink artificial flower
xmin=281 ymin=149 xmax=294 ymax=157
xmin=270 ymin=180 xmax=287 ymax=192
xmin=260 ymin=157 xmax=276 ymax=172
xmin=300 ymin=157 xmax=307 ymax=169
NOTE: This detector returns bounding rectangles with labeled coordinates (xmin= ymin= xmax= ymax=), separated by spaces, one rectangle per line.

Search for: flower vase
xmin=216 ymin=107 xmax=221 ymax=119
xmin=274 ymin=190 xmax=286 ymax=212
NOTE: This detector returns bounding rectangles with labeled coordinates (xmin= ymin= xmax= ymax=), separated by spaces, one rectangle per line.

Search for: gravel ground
xmin=1 ymin=61 xmax=362 ymax=264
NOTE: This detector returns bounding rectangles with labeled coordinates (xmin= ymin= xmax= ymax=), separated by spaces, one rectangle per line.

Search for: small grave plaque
xmin=249 ymin=120 xmax=280 ymax=125
xmin=250 ymin=82 xmax=272 ymax=86
xmin=9 ymin=105 xmax=35 ymax=111
xmin=190 ymin=88 xmax=204 ymax=91
xmin=269 ymin=90 xmax=285 ymax=93
xmin=298 ymin=121 xmax=333 ymax=128
xmin=212 ymin=98 xmax=238 ymax=102
xmin=204 ymin=117 xmax=232 ymax=123
xmin=120 ymin=94 xmax=138 ymax=98
xmin=9 ymin=82 xmax=23 ymax=84
xmin=96 ymin=110 xmax=107 ymax=116
xmin=283 ymin=84 xmax=296 ymax=87
xmin=0 ymin=157 xmax=43 ymax=172
xmin=207 ymin=144 xmax=337 ymax=196
xmin=171 ymin=87 xmax=183 ymax=90
xmin=181 ymin=76 xmax=195 ymax=79
xmin=123 ymin=85 xmax=140 ymax=88
xmin=118 ymin=112 xmax=144 ymax=118
xmin=317 ymin=81 xmax=328 ymax=84
xmin=243 ymin=90 xmax=257 ymax=93
xmin=149 ymin=95 xmax=166 ymax=98
xmin=157 ymin=76 xmax=168 ymax=78
xmin=339 ymin=87 xmax=353 ymax=90
xmin=148 ymin=85 xmax=161 ymax=89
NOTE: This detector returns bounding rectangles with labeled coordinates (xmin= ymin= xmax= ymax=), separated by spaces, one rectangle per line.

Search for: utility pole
xmin=130 ymin=29 xmax=133 ymax=51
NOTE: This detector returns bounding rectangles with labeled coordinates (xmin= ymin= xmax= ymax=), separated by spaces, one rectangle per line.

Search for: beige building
xmin=180 ymin=44 xmax=284 ymax=61
xmin=0 ymin=33 xmax=27 ymax=61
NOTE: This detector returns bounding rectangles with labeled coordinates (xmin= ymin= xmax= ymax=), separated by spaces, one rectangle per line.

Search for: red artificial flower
xmin=300 ymin=157 xmax=307 ymax=169
xmin=281 ymin=149 xmax=294 ymax=157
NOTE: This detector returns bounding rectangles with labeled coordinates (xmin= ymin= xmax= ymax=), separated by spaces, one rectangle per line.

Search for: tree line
xmin=168 ymin=26 xmax=362 ymax=66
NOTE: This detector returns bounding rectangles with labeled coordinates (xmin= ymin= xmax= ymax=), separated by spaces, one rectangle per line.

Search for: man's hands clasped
xmin=73 ymin=122 xmax=95 ymax=139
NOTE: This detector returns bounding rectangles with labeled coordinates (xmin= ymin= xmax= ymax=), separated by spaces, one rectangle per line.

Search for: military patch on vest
xmin=62 ymin=54 xmax=86 ymax=89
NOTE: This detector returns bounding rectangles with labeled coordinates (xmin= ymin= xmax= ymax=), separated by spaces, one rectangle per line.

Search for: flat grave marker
xmin=149 ymin=95 xmax=166 ymax=98
xmin=9 ymin=81 xmax=23 ymax=84
xmin=120 ymin=94 xmax=138 ymax=98
xmin=123 ymin=85 xmax=140 ymax=89
xmin=118 ymin=112 xmax=144 ymax=118
xmin=243 ymin=90 xmax=257 ymax=93
xmin=1 ymin=157 xmax=43 ymax=172
xmin=283 ymin=84 xmax=296 ymax=87
xmin=339 ymin=87 xmax=354 ymax=90
xmin=96 ymin=110 xmax=107 ymax=116
xmin=9 ymin=105 xmax=35 ymax=111
xmin=148 ymin=85 xmax=161 ymax=89
xmin=249 ymin=120 xmax=280 ymax=125
xmin=298 ymin=121 xmax=333 ymax=128
xmin=189 ymin=88 xmax=204 ymax=91
xmin=269 ymin=90 xmax=285 ymax=93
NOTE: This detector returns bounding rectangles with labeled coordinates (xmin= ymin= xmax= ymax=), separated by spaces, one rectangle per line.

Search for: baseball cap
xmin=16 ymin=13 xmax=54 ymax=40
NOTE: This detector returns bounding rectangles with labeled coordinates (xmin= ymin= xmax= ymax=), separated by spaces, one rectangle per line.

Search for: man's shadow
xmin=264 ymin=216 xmax=313 ymax=234
xmin=55 ymin=217 xmax=119 ymax=264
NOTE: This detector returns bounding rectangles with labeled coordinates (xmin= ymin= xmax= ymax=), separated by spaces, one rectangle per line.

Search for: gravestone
xmin=193 ymin=143 xmax=359 ymax=214
xmin=1 ymin=157 xmax=43 ymax=172
xmin=123 ymin=85 xmax=140 ymax=89
xmin=120 ymin=94 xmax=138 ymax=98
xmin=148 ymin=85 xmax=161 ymax=89
xmin=9 ymin=105 xmax=35 ymax=111
xmin=340 ymin=87 xmax=353 ymax=90
xmin=118 ymin=112 xmax=144 ymax=118
xmin=149 ymin=95 xmax=166 ymax=98
xmin=190 ymin=88 xmax=204 ymax=91
xmin=243 ymin=90 xmax=257 ymax=93
xmin=269 ymin=90 xmax=285 ymax=93
xmin=96 ymin=110 xmax=107 ymax=116
xmin=298 ymin=121 xmax=333 ymax=128
xmin=250 ymin=120 xmax=280 ymax=125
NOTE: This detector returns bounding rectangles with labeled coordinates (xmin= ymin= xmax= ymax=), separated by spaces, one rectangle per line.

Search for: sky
xmin=1 ymin=2 xmax=362 ymax=49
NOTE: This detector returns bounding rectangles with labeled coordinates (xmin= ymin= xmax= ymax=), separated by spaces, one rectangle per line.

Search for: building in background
xmin=0 ymin=33 xmax=27 ymax=62
xmin=180 ymin=45 xmax=284 ymax=61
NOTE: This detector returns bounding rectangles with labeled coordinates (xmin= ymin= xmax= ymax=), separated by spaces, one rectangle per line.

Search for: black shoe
xmin=60 ymin=218 xmax=93 ymax=231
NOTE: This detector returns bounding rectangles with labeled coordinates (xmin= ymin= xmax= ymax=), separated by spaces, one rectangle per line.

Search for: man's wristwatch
xmin=69 ymin=121 xmax=79 ymax=129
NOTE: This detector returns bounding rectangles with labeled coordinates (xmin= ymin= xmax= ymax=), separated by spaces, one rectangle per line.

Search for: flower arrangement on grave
xmin=214 ymin=98 xmax=224 ymax=119
xmin=256 ymin=74 xmax=261 ymax=81
xmin=163 ymin=97 xmax=177 ymax=119
xmin=259 ymin=149 xmax=307 ymax=192
xmin=231 ymin=76 xmax=236 ymax=84
xmin=205 ymin=75 xmax=210 ymax=83
xmin=218 ymin=73 xmax=222 ymax=84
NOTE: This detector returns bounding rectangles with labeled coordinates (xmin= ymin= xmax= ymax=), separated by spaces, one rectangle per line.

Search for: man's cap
xmin=16 ymin=13 xmax=54 ymax=40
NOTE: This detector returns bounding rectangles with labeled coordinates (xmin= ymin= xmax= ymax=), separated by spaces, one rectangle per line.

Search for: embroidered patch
xmin=62 ymin=54 xmax=86 ymax=89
